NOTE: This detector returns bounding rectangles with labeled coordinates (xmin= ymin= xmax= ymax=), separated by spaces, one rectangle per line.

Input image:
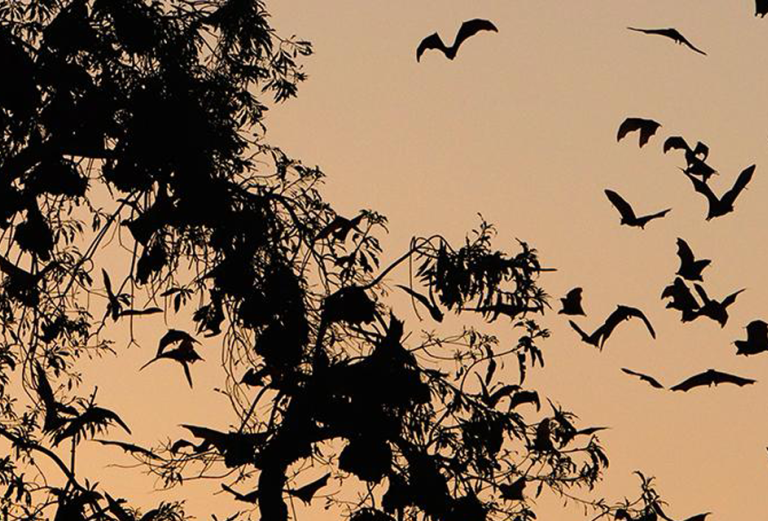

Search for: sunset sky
xmin=251 ymin=1 xmax=768 ymax=518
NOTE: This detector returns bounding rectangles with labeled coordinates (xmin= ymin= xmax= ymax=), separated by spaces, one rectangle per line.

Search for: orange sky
xmin=249 ymin=1 xmax=768 ymax=519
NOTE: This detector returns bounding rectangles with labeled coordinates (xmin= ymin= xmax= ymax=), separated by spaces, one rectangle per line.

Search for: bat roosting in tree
xmin=670 ymin=369 xmax=756 ymax=392
xmin=627 ymin=27 xmax=707 ymax=56
xmin=604 ymin=190 xmax=671 ymax=229
xmin=416 ymin=19 xmax=498 ymax=62
xmin=616 ymin=118 xmax=661 ymax=148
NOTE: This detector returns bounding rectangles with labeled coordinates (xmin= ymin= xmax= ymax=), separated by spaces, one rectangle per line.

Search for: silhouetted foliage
xmin=0 ymin=2 xmax=672 ymax=521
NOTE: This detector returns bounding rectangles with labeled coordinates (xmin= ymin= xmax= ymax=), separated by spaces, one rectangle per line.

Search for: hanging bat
xmin=627 ymin=27 xmax=707 ymax=56
xmin=416 ymin=19 xmax=498 ymax=62
xmin=558 ymin=287 xmax=585 ymax=316
xmin=616 ymin=118 xmax=661 ymax=148
xmin=734 ymin=320 xmax=768 ymax=356
xmin=287 ymin=473 xmax=331 ymax=504
xmin=757 ymin=0 xmax=768 ymax=17
xmin=682 ymin=164 xmax=755 ymax=220
xmin=621 ymin=368 xmax=664 ymax=389
xmin=692 ymin=284 xmax=744 ymax=327
xmin=675 ymin=238 xmax=711 ymax=281
xmin=670 ymin=369 xmax=756 ymax=392
xmin=604 ymin=190 xmax=671 ymax=228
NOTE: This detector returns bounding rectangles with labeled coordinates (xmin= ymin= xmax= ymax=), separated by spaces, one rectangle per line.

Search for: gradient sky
xmin=255 ymin=1 xmax=768 ymax=519
xmin=67 ymin=1 xmax=768 ymax=520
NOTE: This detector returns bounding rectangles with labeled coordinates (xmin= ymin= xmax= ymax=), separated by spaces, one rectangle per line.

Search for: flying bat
xmin=570 ymin=305 xmax=655 ymax=350
xmin=664 ymin=137 xmax=717 ymax=181
xmin=605 ymin=190 xmax=671 ymax=229
xmin=661 ymin=277 xmax=700 ymax=322
xmin=692 ymin=283 xmax=744 ymax=327
xmin=621 ymin=368 xmax=664 ymax=389
xmin=734 ymin=319 xmax=768 ymax=356
xmin=140 ymin=329 xmax=202 ymax=387
xmin=670 ymin=369 xmax=756 ymax=392
xmin=417 ymin=19 xmax=498 ymax=62
xmin=396 ymin=284 xmax=444 ymax=322
xmin=758 ymin=0 xmax=768 ymax=17
xmin=558 ymin=287 xmax=585 ymax=316
xmin=683 ymin=164 xmax=755 ymax=220
xmin=616 ymin=118 xmax=661 ymax=148
xmin=627 ymin=27 xmax=707 ymax=56
xmin=675 ymin=238 xmax=711 ymax=281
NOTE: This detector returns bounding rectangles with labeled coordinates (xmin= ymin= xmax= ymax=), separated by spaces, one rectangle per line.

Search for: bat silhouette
xmin=605 ymin=190 xmax=671 ymax=228
xmin=675 ymin=238 xmax=711 ymax=281
xmin=53 ymin=399 xmax=131 ymax=446
xmin=616 ymin=118 xmax=661 ymax=148
xmin=396 ymin=284 xmax=444 ymax=322
xmin=288 ymin=473 xmax=331 ymax=504
xmin=417 ymin=19 xmax=498 ymax=62
xmin=664 ymin=137 xmax=716 ymax=181
xmin=628 ymin=27 xmax=707 ymax=56
xmin=221 ymin=484 xmax=258 ymax=503
xmin=661 ymin=277 xmax=700 ymax=322
xmin=140 ymin=329 xmax=202 ymax=387
xmin=35 ymin=363 xmax=77 ymax=433
xmin=670 ymin=369 xmax=756 ymax=392
xmin=570 ymin=305 xmax=655 ymax=350
xmin=621 ymin=368 xmax=664 ymax=389
xmin=734 ymin=319 xmax=768 ymax=356
xmin=683 ymin=164 xmax=755 ymax=220
xmin=315 ymin=213 xmax=365 ymax=242
xmin=93 ymin=439 xmax=158 ymax=459
xmin=692 ymin=284 xmax=744 ymax=327
xmin=758 ymin=0 xmax=768 ymax=17
xmin=558 ymin=287 xmax=585 ymax=316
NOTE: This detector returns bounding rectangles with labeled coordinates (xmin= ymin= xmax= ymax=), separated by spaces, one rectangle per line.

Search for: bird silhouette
xmin=621 ymin=368 xmax=664 ymax=389
xmin=604 ymin=190 xmax=671 ymax=228
xmin=140 ymin=329 xmax=202 ymax=387
xmin=670 ymin=369 xmax=755 ymax=392
xmin=664 ymin=137 xmax=717 ymax=182
xmin=675 ymin=238 xmax=711 ymax=281
xmin=683 ymin=164 xmax=755 ymax=220
xmin=758 ymin=0 xmax=768 ymax=17
xmin=628 ymin=27 xmax=707 ymax=55
xmin=617 ymin=118 xmax=661 ymax=148
xmin=558 ymin=287 xmax=585 ymax=316
xmin=734 ymin=320 xmax=768 ymax=356
xmin=287 ymin=473 xmax=331 ymax=504
xmin=570 ymin=305 xmax=655 ymax=350
xmin=692 ymin=284 xmax=744 ymax=327
xmin=416 ymin=19 xmax=498 ymax=62
xmin=661 ymin=277 xmax=700 ymax=322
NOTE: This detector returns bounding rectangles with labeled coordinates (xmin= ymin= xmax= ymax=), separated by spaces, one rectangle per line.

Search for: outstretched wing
xmin=617 ymin=305 xmax=656 ymax=339
xmin=604 ymin=189 xmax=636 ymax=221
xmin=721 ymin=288 xmax=746 ymax=309
xmin=663 ymin=136 xmax=690 ymax=154
xmin=711 ymin=370 xmax=756 ymax=387
xmin=670 ymin=372 xmax=710 ymax=392
xmin=416 ymin=33 xmax=446 ymax=62
xmin=673 ymin=30 xmax=707 ymax=56
xmin=454 ymin=18 xmax=498 ymax=52
xmin=676 ymin=238 xmax=695 ymax=268
xmin=616 ymin=118 xmax=644 ymax=142
xmin=682 ymin=170 xmax=719 ymax=211
xmin=621 ymin=368 xmax=664 ymax=389
xmin=721 ymin=164 xmax=755 ymax=207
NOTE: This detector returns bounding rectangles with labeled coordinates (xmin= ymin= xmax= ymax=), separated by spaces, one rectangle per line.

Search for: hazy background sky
xmin=255 ymin=0 xmax=768 ymax=518
xmin=68 ymin=1 xmax=768 ymax=520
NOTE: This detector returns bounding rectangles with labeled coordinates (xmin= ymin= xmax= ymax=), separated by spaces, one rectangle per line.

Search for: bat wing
xmin=604 ymin=189 xmax=636 ymax=221
xmin=663 ymin=136 xmax=690 ymax=154
xmin=758 ymin=0 xmax=768 ymax=16
xmin=621 ymin=368 xmax=664 ymax=389
xmin=290 ymin=472 xmax=331 ymax=504
xmin=620 ymin=305 xmax=656 ymax=338
xmin=416 ymin=33 xmax=445 ymax=61
xmin=682 ymin=170 xmax=719 ymax=210
xmin=670 ymin=372 xmax=710 ymax=392
xmin=676 ymin=238 xmax=695 ymax=268
xmin=721 ymin=288 xmax=745 ymax=309
xmin=396 ymin=284 xmax=444 ymax=322
xmin=454 ymin=18 xmax=498 ymax=51
xmin=721 ymin=164 xmax=755 ymax=207
xmin=692 ymin=141 xmax=710 ymax=161
xmin=638 ymin=120 xmax=661 ymax=147
xmin=746 ymin=319 xmax=768 ymax=339
xmin=711 ymin=370 xmax=756 ymax=387
xmin=616 ymin=118 xmax=644 ymax=142
xmin=675 ymin=32 xmax=707 ymax=56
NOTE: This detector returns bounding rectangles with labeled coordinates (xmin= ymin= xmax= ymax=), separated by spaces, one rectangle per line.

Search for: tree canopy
xmin=0 ymin=1 xmax=679 ymax=521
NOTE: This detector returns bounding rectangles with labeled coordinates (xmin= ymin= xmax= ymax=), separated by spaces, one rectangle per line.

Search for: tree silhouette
xmin=0 ymin=2 xmax=675 ymax=521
